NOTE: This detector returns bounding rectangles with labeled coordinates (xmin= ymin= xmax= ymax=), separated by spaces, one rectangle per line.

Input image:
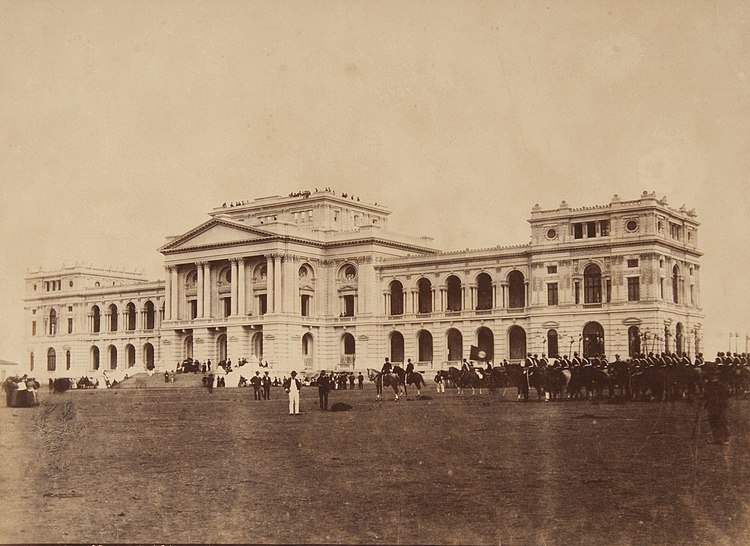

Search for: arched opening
xmin=184 ymin=335 xmax=193 ymax=360
xmin=389 ymin=280 xmax=404 ymax=316
xmin=144 ymin=301 xmax=156 ymax=330
xmin=446 ymin=276 xmax=462 ymax=311
xmin=547 ymin=329 xmax=559 ymax=358
xmin=125 ymin=344 xmax=136 ymax=368
xmin=92 ymin=305 xmax=101 ymax=333
xmin=508 ymin=271 xmax=525 ymax=309
xmin=674 ymin=322 xmax=685 ymax=355
xmin=47 ymin=347 xmax=56 ymax=372
xmin=341 ymin=333 xmax=356 ymax=367
xmin=417 ymin=278 xmax=432 ymax=314
xmin=628 ymin=325 xmax=641 ymax=357
xmin=252 ymin=332 xmax=264 ymax=361
xmin=108 ymin=345 xmax=118 ymax=370
xmin=109 ymin=304 xmax=118 ymax=332
xmin=126 ymin=302 xmax=136 ymax=330
xmin=508 ymin=326 xmax=527 ymax=360
xmin=446 ymin=328 xmax=463 ymax=362
xmin=389 ymin=331 xmax=405 ymax=364
xmin=476 ymin=273 xmax=493 ymax=310
xmin=48 ymin=309 xmax=57 ymax=335
xmin=582 ymin=322 xmax=605 ymax=358
xmin=217 ymin=334 xmax=227 ymax=362
xmin=584 ymin=264 xmax=602 ymax=304
xmin=302 ymin=333 xmax=314 ymax=369
xmin=417 ymin=330 xmax=433 ymax=364
xmin=672 ymin=265 xmax=680 ymax=304
xmin=476 ymin=326 xmax=494 ymax=361
xmin=91 ymin=346 xmax=100 ymax=371
xmin=143 ymin=343 xmax=155 ymax=370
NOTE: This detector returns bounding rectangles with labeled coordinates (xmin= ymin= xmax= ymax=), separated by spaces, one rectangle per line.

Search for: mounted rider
xmin=381 ymin=357 xmax=392 ymax=375
xmin=405 ymin=358 xmax=415 ymax=384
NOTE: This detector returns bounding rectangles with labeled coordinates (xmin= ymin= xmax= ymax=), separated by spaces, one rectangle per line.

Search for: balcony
xmin=583 ymin=303 xmax=603 ymax=309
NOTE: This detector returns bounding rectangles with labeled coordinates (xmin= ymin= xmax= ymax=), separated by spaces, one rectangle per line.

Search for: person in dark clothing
xmin=262 ymin=371 xmax=272 ymax=400
xmin=251 ymin=371 xmax=263 ymax=400
xmin=317 ymin=370 xmax=331 ymax=410
xmin=381 ymin=358 xmax=392 ymax=375
xmin=704 ymin=378 xmax=731 ymax=445
xmin=358 ymin=372 xmax=364 ymax=389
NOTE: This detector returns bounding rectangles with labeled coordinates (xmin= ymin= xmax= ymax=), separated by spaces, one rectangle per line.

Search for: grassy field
xmin=1 ymin=381 xmax=749 ymax=545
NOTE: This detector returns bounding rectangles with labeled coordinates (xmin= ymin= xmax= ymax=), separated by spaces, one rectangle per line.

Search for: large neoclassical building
xmin=23 ymin=190 xmax=704 ymax=380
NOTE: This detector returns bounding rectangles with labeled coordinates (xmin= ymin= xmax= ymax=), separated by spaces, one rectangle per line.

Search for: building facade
xmin=23 ymin=190 xmax=703 ymax=380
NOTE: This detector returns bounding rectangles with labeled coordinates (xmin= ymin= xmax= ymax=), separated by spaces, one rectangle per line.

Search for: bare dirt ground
xmin=1 ymin=382 xmax=749 ymax=545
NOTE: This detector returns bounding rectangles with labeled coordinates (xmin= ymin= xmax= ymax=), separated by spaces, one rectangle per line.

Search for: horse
xmin=545 ymin=367 xmax=572 ymax=401
xmin=607 ymin=360 xmax=632 ymax=399
xmin=367 ymin=369 xmax=405 ymax=401
xmin=404 ymin=371 xmax=427 ymax=397
xmin=446 ymin=366 xmax=482 ymax=396
xmin=504 ymin=364 xmax=545 ymax=401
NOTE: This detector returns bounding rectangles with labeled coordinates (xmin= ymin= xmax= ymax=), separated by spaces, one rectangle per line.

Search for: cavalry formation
xmin=369 ymin=351 xmax=750 ymax=403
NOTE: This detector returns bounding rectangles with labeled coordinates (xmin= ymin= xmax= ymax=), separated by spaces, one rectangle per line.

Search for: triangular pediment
xmin=160 ymin=219 xmax=275 ymax=253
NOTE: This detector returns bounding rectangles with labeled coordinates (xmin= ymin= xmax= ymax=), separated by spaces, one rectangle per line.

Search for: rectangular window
xmin=57 ymin=280 xmax=61 ymax=290
xmin=690 ymin=285 xmax=695 ymax=305
xmin=606 ymin=279 xmax=612 ymax=302
xmin=573 ymin=223 xmax=583 ymax=239
xmin=628 ymin=277 xmax=640 ymax=301
xmin=343 ymin=295 xmax=355 ymax=316
xmin=190 ymin=300 xmax=198 ymax=319
xmin=222 ymin=298 xmax=231 ymax=318
xmin=258 ymin=294 xmax=267 ymax=315
xmin=546 ymin=265 xmax=557 ymax=274
xmin=547 ymin=283 xmax=558 ymax=306
xmin=301 ymin=295 xmax=311 ymax=317
xmin=32 ymin=321 xmax=36 ymax=336
xmin=586 ymin=222 xmax=597 ymax=238
xmin=599 ymin=220 xmax=610 ymax=236
xmin=660 ymin=279 xmax=664 ymax=299
xmin=574 ymin=281 xmax=580 ymax=304
xmin=627 ymin=259 xmax=639 ymax=268
xmin=68 ymin=305 xmax=73 ymax=312
xmin=67 ymin=318 xmax=73 ymax=334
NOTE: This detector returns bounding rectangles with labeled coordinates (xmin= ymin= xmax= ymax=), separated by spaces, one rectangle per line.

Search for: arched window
xmin=108 ymin=304 xmax=118 ymax=332
xmin=508 ymin=271 xmax=525 ymax=309
xmin=390 ymin=331 xmax=405 ymax=364
xmin=47 ymin=347 xmax=56 ymax=371
xmin=508 ymin=326 xmax=526 ymax=360
xmin=417 ymin=330 xmax=433 ymax=363
xmin=144 ymin=301 xmax=155 ymax=330
xmin=48 ymin=309 xmax=57 ymax=335
xmin=582 ymin=322 xmax=605 ymax=358
xmin=125 ymin=344 xmax=136 ymax=368
xmin=584 ymin=265 xmax=602 ymax=304
xmin=108 ymin=345 xmax=118 ymax=370
xmin=446 ymin=276 xmax=462 ymax=311
xmin=447 ymin=328 xmax=463 ymax=361
xmin=252 ymin=332 xmax=264 ymax=361
xmin=92 ymin=306 xmax=101 ymax=333
xmin=143 ymin=343 xmax=155 ymax=370
xmin=476 ymin=273 xmax=493 ymax=310
xmin=628 ymin=326 xmax=641 ymax=357
xmin=547 ymin=329 xmax=559 ymax=358
xmin=126 ymin=302 xmax=136 ymax=331
xmin=417 ymin=278 xmax=432 ymax=314
xmin=477 ymin=327 xmax=494 ymax=361
xmin=341 ymin=333 xmax=356 ymax=367
xmin=91 ymin=346 xmax=100 ymax=371
xmin=184 ymin=336 xmax=194 ymax=360
xmin=672 ymin=265 xmax=680 ymax=303
xmin=389 ymin=280 xmax=404 ymax=315
xmin=302 ymin=333 xmax=314 ymax=369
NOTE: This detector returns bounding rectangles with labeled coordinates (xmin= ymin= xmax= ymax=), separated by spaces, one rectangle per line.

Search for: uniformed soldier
xmin=381 ymin=357 xmax=392 ymax=375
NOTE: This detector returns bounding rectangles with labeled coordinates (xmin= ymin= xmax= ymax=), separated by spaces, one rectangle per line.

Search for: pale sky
xmin=1 ymin=0 xmax=749 ymax=362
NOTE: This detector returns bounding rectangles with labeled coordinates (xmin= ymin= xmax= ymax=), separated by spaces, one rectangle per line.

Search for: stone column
xmin=431 ymin=287 xmax=436 ymax=313
xmin=524 ymin=281 xmax=530 ymax=308
xmin=501 ymin=283 xmax=508 ymax=309
xmin=384 ymin=291 xmax=390 ymax=315
xmin=237 ymin=258 xmax=246 ymax=315
xmin=273 ymin=254 xmax=282 ymax=313
xmin=196 ymin=262 xmax=204 ymax=318
xmin=171 ymin=267 xmax=179 ymax=320
xmin=266 ymin=255 xmax=274 ymax=313
xmin=164 ymin=266 xmax=173 ymax=320
xmin=469 ymin=284 xmax=477 ymax=310
xmin=203 ymin=262 xmax=212 ymax=318
xmin=461 ymin=285 xmax=467 ymax=311
xmin=492 ymin=282 xmax=497 ymax=309
xmin=230 ymin=258 xmax=239 ymax=316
